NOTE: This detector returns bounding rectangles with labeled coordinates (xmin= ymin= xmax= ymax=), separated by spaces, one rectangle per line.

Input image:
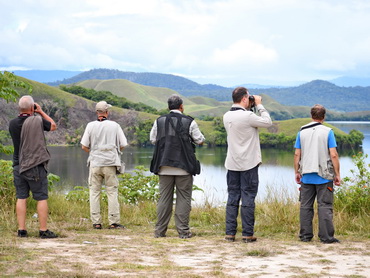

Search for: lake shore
xmin=7 ymin=227 xmax=370 ymax=277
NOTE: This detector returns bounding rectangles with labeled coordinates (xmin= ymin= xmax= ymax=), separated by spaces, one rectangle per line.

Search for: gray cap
xmin=95 ymin=101 xmax=112 ymax=112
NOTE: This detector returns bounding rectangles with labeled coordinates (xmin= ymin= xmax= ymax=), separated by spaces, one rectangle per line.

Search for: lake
xmin=2 ymin=121 xmax=369 ymax=205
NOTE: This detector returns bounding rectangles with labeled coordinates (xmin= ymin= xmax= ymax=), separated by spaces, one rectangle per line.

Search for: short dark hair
xmin=232 ymin=87 xmax=248 ymax=103
xmin=168 ymin=94 xmax=183 ymax=110
xmin=311 ymin=104 xmax=326 ymax=120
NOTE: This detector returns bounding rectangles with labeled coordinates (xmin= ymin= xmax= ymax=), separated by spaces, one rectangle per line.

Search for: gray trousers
xmin=155 ymin=175 xmax=193 ymax=237
xmin=299 ymin=182 xmax=335 ymax=241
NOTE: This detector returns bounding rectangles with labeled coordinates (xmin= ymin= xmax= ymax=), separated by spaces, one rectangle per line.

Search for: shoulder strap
xmin=300 ymin=122 xmax=322 ymax=131
xmin=230 ymin=107 xmax=245 ymax=112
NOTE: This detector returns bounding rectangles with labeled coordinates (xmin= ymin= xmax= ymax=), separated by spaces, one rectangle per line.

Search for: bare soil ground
xmin=8 ymin=228 xmax=370 ymax=277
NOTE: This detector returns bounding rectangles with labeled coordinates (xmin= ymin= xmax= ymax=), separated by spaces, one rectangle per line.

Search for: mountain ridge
xmin=11 ymin=68 xmax=370 ymax=112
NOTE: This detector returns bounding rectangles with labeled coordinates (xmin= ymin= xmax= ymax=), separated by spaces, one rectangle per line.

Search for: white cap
xmin=95 ymin=101 xmax=112 ymax=112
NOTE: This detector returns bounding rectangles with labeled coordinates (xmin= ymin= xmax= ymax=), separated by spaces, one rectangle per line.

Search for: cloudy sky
xmin=1 ymin=0 xmax=370 ymax=86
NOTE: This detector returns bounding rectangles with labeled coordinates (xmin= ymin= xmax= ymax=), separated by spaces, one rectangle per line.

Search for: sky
xmin=1 ymin=0 xmax=370 ymax=86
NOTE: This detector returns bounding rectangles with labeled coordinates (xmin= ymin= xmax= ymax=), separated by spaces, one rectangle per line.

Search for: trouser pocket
xmin=20 ymin=165 xmax=47 ymax=182
xmin=322 ymin=184 xmax=334 ymax=205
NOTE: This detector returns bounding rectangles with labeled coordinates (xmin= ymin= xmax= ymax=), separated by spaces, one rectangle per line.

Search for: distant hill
xmin=47 ymin=68 xmax=370 ymax=113
xmin=74 ymin=78 xmax=314 ymax=119
xmin=13 ymin=70 xmax=82 ymax=83
xmin=48 ymin=68 xmax=229 ymax=93
xmin=252 ymin=80 xmax=370 ymax=112
xmin=70 ymin=78 xmax=370 ymax=120
xmin=76 ymin=79 xmax=186 ymax=110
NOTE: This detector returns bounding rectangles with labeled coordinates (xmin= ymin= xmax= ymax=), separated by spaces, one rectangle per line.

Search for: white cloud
xmin=312 ymin=59 xmax=356 ymax=72
xmin=210 ymin=39 xmax=278 ymax=66
xmin=1 ymin=0 xmax=370 ymax=85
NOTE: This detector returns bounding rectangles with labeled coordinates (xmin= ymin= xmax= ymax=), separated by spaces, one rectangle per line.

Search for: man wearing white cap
xmin=81 ymin=101 xmax=128 ymax=229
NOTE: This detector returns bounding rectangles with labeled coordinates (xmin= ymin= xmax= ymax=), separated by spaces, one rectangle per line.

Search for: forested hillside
xmin=0 ymin=77 xmax=157 ymax=146
xmin=72 ymin=79 xmax=369 ymax=121
xmin=0 ymin=76 xmax=363 ymax=149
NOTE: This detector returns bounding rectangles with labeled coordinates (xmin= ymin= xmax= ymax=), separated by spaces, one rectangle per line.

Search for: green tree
xmin=133 ymin=120 xmax=153 ymax=146
xmin=0 ymin=71 xmax=32 ymax=102
xmin=0 ymin=71 xmax=33 ymax=154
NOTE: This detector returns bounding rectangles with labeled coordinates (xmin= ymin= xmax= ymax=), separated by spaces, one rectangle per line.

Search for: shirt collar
xmin=231 ymin=104 xmax=246 ymax=111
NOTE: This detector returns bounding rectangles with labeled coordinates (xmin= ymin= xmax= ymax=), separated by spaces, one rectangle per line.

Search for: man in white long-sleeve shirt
xmin=223 ymin=87 xmax=272 ymax=243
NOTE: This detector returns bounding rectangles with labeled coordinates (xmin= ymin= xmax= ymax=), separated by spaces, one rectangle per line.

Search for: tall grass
xmin=0 ymin=155 xmax=369 ymax=239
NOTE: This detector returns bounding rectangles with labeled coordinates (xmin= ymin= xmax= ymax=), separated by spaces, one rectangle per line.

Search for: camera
xmin=34 ymin=104 xmax=37 ymax=110
xmin=249 ymin=95 xmax=255 ymax=108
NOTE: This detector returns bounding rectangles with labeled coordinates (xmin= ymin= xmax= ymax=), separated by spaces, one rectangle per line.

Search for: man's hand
xmin=295 ymin=173 xmax=302 ymax=184
xmin=253 ymin=95 xmax=262 ymax=106
xmin=34 ymin=103 xmax=41 ymax=113
xmin=334 ymin=176 xmax=341 ymax=186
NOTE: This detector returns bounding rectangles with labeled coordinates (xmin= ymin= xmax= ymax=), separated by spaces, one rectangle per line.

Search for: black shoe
xmin=300 ymin=238 xmax=312 ymax=242
xmin=242 ymin=236 xmax=257 ymax=243
xmin=93 ymin=224 xmax=102 ymax=229
xmin=18 ymin=230 xmax=28 ymax=238
xmin=225 ymin=235 xmax=235 ymax=242
xmin=321 ymin=238 xmax=340 ymax=244
xmin=179 ymin=232 xmax=193 ymax=239
xmin=109 ymin=223 xmax=125 ymax=229
xmin=39 ymin=229 xmax=58 ymax=239
xmin=154 ymin=234 xmax=166 ymax=238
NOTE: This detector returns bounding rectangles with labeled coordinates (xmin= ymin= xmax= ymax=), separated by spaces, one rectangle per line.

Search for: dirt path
xmin=12 ymin=229 xmax=370 ymax=277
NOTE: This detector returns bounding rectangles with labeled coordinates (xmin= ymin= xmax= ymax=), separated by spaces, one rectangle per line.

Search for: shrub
xmin=335 ymin=152 xmax=370 ymax=216
xmin=0 ymin=160 xmax=15 ymax=204
xmin=118 ymin=166 xmax=160 ymax=204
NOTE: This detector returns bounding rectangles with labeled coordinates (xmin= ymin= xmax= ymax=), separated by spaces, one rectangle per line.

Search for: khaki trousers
xmin=89 ymin=166 xmax=120 ymax=225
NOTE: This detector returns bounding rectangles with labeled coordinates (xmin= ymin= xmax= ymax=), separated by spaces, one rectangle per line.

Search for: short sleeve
xmin=42 ymin=118 xmax=52 ymax=131
xmin=294 ymin=131 xmax=301 ymax=149
xmin=328 ymin=130 xmax=337 ymax=148
xmin=80 ymin=124 xmax=91 ymax=147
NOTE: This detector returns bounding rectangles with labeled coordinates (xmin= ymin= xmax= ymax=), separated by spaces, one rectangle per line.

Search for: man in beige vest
xmin=294 ymin=104 xmax=341 ymax=243
xmin=81 ymin=101 xmax=128 ymax=229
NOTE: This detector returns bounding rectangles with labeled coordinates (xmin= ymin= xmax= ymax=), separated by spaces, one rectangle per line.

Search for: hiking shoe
xmin=109 ymin=223 xmax=125 ymax=229
xmin=225 ymin=235 xmax=235 ymax=242
xmin=18 ymin=230 xmax=28 ymax=238
xmin=300 ymin=237 xmax=312 ymax=242
xmin=321 ymin=238 xmax=340 ymax=244
xmin=179 ymin=232 xmax=193 ymax=239
xmin=39 ymin=229 xmax=58 ymax=239
xmin=242 ymin=236 xmax=257 ymax=243
xmin=93 ymin=224 xmax=102 ymax=229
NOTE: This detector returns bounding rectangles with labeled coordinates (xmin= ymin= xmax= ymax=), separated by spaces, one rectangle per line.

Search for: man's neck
xmin=312 ymin=119 xmax=324 ymax=123
xmin=19 ymin=111 xmax=32 ymax=117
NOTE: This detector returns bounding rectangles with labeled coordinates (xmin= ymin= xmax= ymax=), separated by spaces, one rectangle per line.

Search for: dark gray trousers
xmin=225 ymin=166 xmax=259 ymax=237
xmin=299 ymin=182 xmax=335 ymax=241
xmin=155 ymin=175 xmax=193 ymax=237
